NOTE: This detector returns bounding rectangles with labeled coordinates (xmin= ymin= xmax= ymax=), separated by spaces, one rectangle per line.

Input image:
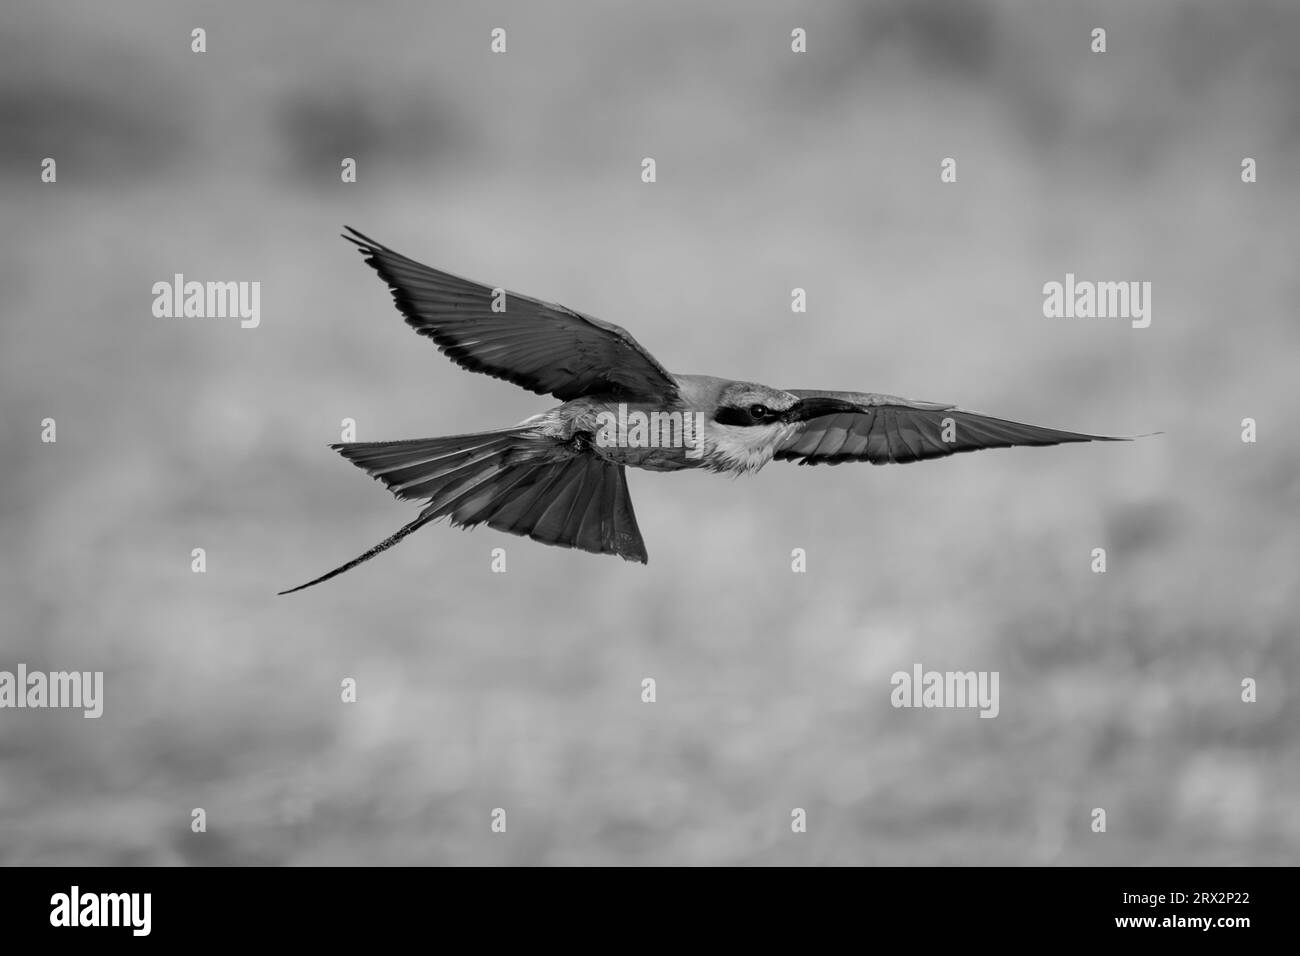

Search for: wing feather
xmin=343 ymin=227 xmax=679 ymax=402
xmin=778 ymin=389 xmax=1129 ymax=465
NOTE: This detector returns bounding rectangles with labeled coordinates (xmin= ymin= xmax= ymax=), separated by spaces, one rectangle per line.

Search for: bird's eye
xmin=749 ymin=404 xmax=770 ymax=420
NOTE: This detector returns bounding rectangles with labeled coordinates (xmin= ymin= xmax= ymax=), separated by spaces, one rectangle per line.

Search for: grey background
xmin=2 ymin=0 xmax=1297 ymax=865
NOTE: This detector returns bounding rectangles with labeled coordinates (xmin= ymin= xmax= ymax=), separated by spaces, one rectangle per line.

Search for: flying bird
xmin=280 ymin=228 xmax=1140 ymax=594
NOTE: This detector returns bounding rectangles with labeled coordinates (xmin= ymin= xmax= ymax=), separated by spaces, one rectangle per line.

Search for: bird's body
xmin=525 ymin=377 xmax=813 ymax=474
xmin=279 ymin=228 xmax=1145 ymax=594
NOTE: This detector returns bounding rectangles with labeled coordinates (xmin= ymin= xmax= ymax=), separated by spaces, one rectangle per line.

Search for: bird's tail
xmin=277 ymin=511 xmax=440 ymax=595
xmin=279 ymin=428 xmax=646 ymax=594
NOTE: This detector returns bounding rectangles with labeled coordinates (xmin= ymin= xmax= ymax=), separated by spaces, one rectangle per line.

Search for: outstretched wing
xmin=342 ymin=227 xmax=679 ymax=403
xmin=776 ymin=388 xmax=1127 ymax=465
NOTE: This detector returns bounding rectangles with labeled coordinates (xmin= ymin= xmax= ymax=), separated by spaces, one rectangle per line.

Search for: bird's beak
xmin=781 ymin=397 xmax=861 ymax=423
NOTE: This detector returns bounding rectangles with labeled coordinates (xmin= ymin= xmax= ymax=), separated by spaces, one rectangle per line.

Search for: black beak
xmin=781 ymin=397 xmax=861 ymax=423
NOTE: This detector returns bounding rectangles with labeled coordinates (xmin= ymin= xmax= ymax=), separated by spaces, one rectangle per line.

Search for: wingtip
xmin=341 ymin=225 xmax=378 ymax=250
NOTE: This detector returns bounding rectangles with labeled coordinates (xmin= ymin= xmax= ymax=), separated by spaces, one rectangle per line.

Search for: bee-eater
xmin=280 ymin=228 xmax=1140 ymax=594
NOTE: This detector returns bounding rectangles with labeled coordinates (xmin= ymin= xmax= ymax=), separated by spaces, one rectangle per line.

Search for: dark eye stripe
xmin=714 ymin=404 xmax=778 ymax=426
xmin=714 ymin=406 xmax=757 ymax=426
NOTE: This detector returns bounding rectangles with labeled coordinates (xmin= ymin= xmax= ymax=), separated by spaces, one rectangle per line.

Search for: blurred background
xmin=1 ymin=0 xmax=1298 ymax=865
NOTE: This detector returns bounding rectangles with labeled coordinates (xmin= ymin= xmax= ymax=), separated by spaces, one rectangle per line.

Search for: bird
xmin=279 ymin=227 xmax=1144 ymax=594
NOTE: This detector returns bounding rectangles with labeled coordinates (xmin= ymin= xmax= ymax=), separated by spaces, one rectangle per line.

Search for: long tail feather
xmin=277 ymin=513 xmax=436 ymax=595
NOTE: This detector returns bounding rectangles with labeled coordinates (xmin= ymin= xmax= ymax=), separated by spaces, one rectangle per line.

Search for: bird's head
xmin=703 ymin=381 xmax=858 ymax=473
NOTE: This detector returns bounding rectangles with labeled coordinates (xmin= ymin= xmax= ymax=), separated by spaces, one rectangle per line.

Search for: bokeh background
xmin=2 ymin=0 xmax=1298 ymax=865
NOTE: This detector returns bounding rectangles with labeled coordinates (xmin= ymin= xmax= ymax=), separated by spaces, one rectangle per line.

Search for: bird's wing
xmin=342 ymin=227 xmax=679 ymax=403
xmin=776 ymin=388 xmax=1127 ymax=465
